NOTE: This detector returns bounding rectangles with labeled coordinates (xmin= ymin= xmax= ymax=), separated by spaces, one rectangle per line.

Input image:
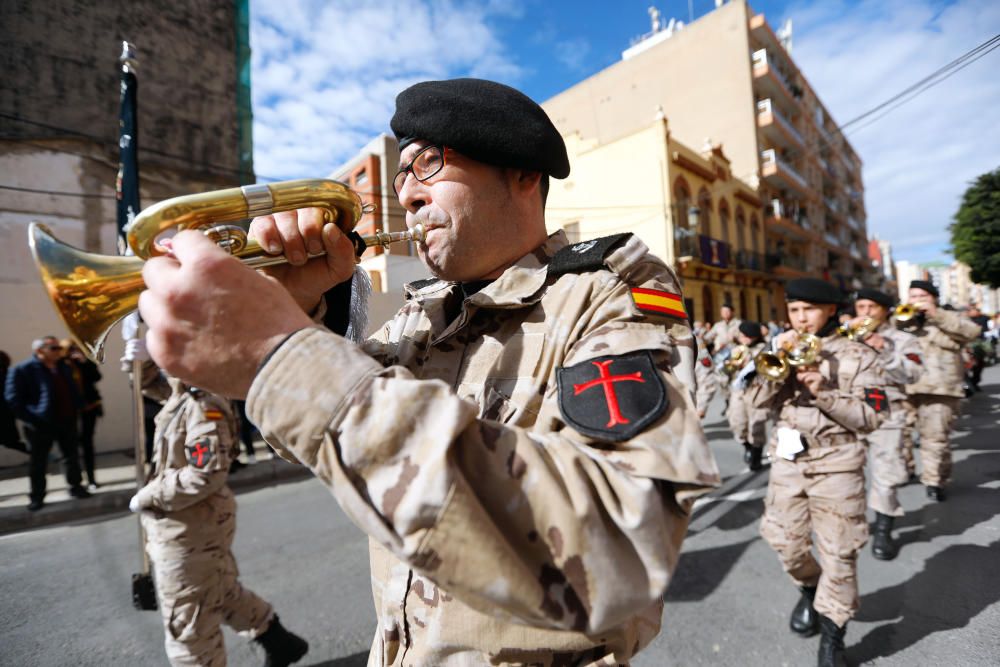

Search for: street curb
xmin=0 ymin=459 xmax=313 ymax=537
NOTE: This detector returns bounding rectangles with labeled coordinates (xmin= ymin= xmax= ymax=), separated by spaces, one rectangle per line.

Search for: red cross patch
xmin=905 ymin=352 xmax=923 ymax=365
xmin=864 ymin=388 xmax=888 ymax=413
xmin=557 ymin=351 xmax=667 ymax=441
xmin=185 ymin=439 xmax=214 ymax=469
xmin=700 ymin=356 xmax=712 ymax=367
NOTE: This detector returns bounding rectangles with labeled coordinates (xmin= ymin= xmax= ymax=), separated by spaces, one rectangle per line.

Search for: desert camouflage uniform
xmin=749 ymin=334 xmax=883 ymax=627
xmin=132 ymin=362 xmax=273 ymax=666
xmin=694 ymin=338 xmax=719 ymax=416
xmin=724 ymin=341 xmax=768 ymax=447
xmin=863 ymin=324 xmax=923 ymax=516
xmin=703 ymin=318 xmax=742 ymax=353
xmin=247 ymin=231 xmax=720 ymax=666
xmin=903 ymin=309 xmax=981 ymax=487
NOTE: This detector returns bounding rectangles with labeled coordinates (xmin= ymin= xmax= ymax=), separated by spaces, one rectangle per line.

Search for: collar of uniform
xmin=405 ymin=229 xmax=568 ymax=311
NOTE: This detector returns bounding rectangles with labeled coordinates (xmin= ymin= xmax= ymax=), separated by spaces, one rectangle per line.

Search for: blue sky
xmin=248 ymin=0 xmax=1000 ymax=266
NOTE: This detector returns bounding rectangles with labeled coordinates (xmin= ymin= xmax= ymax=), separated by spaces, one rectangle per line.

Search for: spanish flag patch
xmin=630 ymin=287 xmax=686 ymax=319
xmin=203 ymin=409 xmax=224 ymax=421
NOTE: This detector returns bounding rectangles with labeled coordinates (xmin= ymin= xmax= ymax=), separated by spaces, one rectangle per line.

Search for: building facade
xmin=547 ymin=116 xmax=773 ymax=323
xmin=0 ymin=0 xmax=252 ymax=459
xmin=542 ymin=0 xmax=871 ymax=312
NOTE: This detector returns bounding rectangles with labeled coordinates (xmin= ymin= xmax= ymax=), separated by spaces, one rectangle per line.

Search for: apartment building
xmin=543 ymin=0 xmax=871 ymax=314
xmin=546 ymin=115 xmax=773 ymax=323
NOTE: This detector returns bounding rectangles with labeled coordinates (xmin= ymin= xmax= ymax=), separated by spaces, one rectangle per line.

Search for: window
xmin=718 ymin=200 xmax=730 ymax=244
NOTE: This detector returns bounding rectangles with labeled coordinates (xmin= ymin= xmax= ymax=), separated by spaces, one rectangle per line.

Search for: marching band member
xmin=722 ymin=320 xmax=769 ymax=470
xmin=850 ymin=289 xmax=923 ymax=560
xmin=748 ymin=279 xmax=884 ymax=667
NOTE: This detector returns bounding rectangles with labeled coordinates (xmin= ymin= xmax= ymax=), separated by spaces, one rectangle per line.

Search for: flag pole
xmin=116 ymin=40 xmax=156 ymax=612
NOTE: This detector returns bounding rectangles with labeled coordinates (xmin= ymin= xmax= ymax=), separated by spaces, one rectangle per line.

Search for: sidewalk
xmin=0 ymin=442 xmax=311 ymax=536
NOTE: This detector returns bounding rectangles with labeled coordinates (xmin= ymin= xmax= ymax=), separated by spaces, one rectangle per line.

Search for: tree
xmin=950 ymin=166 xmax=1000 ymax=288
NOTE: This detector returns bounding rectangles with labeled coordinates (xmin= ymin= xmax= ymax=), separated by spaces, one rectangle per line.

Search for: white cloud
xmin=249 ymin=0 xmax=525 ymax=181
xmin=782 ymin=0 xmax=1000 ymax=265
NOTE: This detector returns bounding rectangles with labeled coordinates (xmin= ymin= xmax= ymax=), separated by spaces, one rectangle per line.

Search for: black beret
xmin=391 ymin=78 xmax=570 ymax=179
xmin=739 ymin=320 xmax=763 ymax=340
xmin=785 ymin=278 xmax=843 ymax=305
xmin=855 ymin=288 xmax=896 ymax=308
xmin=909 ymin=280 xmax=939 ymax=298
xmin=721 ymin=302 xmax=735 ymax=310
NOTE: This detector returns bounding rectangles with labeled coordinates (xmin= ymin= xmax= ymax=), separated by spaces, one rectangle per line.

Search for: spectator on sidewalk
xmin=4 ymin=336 xmax=91 ymax=511
xmin=1 ymin=351 xmax=29 ymax=455
xmin=62 ymin=340 xmax=103 ymax=490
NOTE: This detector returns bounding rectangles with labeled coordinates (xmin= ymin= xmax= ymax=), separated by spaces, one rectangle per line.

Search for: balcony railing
xmin=757 ymin=98 xmax=804 ymax=146
xmin=675 ymin=231 xmax=732 ymax=269
xmin=734 ymin=249 xmax=767 ymax=272
xmin=752 ymin=49 xmax=796 ymax=100
xmin=848 ymin=213 xmax=864 ymax=231
xmin=761 ymin=149 xmax=808 ymax=191
xmin=766 ymin=253 xmax=809 ymax=271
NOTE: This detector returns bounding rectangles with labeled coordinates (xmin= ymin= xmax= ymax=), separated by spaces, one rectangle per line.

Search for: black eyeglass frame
xmin=392 ymin=144 xmax=447 ymax=196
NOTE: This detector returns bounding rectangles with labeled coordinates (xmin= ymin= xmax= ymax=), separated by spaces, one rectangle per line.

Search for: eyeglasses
xmin=392 ymin=145 xmax=446 ymax=196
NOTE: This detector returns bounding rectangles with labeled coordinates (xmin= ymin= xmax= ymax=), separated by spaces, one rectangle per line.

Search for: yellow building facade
xmin=546 ymin=116 xmax=775 ymax=325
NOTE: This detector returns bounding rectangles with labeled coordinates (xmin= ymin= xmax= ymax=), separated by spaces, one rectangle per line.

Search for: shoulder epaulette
xmin=548 ymin=233 xmax=632 ymax=277
xmin=407 ymin=277 xmax=441 ymax=291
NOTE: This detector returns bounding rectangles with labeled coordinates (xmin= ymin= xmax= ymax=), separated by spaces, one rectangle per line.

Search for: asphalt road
xmin=2 ymin=366 xmax=998 ymax=666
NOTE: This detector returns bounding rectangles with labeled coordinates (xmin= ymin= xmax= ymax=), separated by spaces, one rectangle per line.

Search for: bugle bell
xmin=754 ymin=332 xmax=821 ymax=382
xmin=836 ymin=316 xmax=876 ymax=341
xmin=894 ymin=303 xmax=919 ymax=324
xmin=721 ymin=344 xmax=750 ymax=377
xmin=29 ymin=179 xmax=424 ymax=363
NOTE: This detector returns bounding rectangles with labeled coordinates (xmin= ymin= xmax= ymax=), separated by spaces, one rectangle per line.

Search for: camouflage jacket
xmin=247 ymin=231 xmax=720 ymax=666
xmin=904 ymin=309 xmax=982 ymax=398
xmin=131 ymin=361 xmax=237 ymax=541
xmin=870 ymin=323 xmax=923 ymax=404
xmin=748 ymin=334 xmax=883 ymax=473
xmin=703 ymin=318 xmax=741 ymax=352
xmin=694 ymin=337 xmax=718 ymax=413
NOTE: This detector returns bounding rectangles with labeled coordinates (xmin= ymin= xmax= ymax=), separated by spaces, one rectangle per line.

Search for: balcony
xmin=675 ymin=231 xmax=732 ymax=269
xmin=848 ymin=212 xmax=865 ymax=232
xmin=761 ymin=149 xmax=809 ymax=196
xmin=766 ymin=252 xmax=809 ymax=273
xmin=757 ymin=99 xmax=804 ymax=150
xmin=751 ymin=49 xmax=799 ymax=108
xmin=733 ymin=249 xmax=767 ymax=272
xmin=766 ymin=197 xmax=814 ymax=241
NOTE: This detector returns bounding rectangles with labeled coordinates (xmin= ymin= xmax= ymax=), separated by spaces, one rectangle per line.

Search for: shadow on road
xmin=665 ymin=538 xmax=756 ymax=602
xmin=850 ymin=539 xmax=1000 ymax=663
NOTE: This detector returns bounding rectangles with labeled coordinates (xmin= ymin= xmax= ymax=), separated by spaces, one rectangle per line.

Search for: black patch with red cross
xmin=905 ymin=352 xmax=923 ymax=365
xmin=185 ymin=439 xmax=214 ymax=469
xmin=557 ymin=351 xmax=667 ymax=442
xmin=864 ymin=388 xmax=889 ymax=413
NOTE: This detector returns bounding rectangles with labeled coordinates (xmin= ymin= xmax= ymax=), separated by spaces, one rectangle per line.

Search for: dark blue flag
xmin=115 ymin=41 xmax=140 ymax=255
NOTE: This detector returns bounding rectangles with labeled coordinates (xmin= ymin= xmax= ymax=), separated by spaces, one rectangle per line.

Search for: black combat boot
xmin=817 ymin=614 xmax=847 ymax=667
xmin=926 ymin=486 xmax=946 ymax=502
xmin=871 ymin=512 xmax=899 ymax=560
xmin=742 ymin=442 xmax=753 ymax=463
xmin=255 ymin=615 xmax=309 ymax=667
xmin=748 ymin=445 xmax=764 ymax=471
xmin=790 ymin=585 xmax=818 ymax=636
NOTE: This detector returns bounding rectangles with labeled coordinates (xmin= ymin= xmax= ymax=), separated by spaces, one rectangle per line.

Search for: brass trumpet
xmin=755 ymin=331 xmax=822 ymax=382
xmin=836 ymin=316 xmax=877 ymax=341
xmin=721 ymin=344 xmax=750 ymax=377
xmin=894 ymin=303 xmax=920 ymax=324
xmin=29 ymin=179 xmax=424 ymax=363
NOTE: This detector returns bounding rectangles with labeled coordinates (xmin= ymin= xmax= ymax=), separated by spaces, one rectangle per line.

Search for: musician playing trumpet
xmin=851 ymin=289 xmax=924 ymax=560
xmin=748 ymin=279 xmax=885 ymax=667
xmin=722 ymin=320 xmax=769 ymax=470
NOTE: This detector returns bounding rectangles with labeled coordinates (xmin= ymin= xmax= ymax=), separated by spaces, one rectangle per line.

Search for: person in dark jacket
xmin=4 ymin=336 xmax=91 ymax=511
xmin=0 ymin=351 xmax=28 ymax=455
xmin=63 ymin=340 xmax=103 ymax=490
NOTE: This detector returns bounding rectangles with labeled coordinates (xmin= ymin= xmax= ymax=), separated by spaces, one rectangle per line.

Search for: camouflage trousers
xmin=144 ymin=515 xmax=273 ymax=666
xmin=906 ymin=395 xmax=961 ymax=488
xmin=865 ymin=407 xmax=909 ymax=517
xmin=725 ymin=387 xmax=767 ymax=447
xmin=899 ymin=400 xmax=917 ymax=476
xmin=760 ymin=457 xmax=868 ymax=627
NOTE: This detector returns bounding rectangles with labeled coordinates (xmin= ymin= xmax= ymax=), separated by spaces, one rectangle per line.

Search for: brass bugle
xmin=721 ymin=344 xmax=750 ymax=377
xmin=754 ymin=331 xmax=821 ymax=382
xmin=894 ymin=303 xmax=919 ymax=323
xmin=836 ymin=316 xmax=876 ymax=341
xmin=29 ymin=179 xmax=424 ymax=363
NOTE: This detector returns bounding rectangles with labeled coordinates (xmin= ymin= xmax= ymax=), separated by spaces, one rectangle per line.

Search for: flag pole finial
xmin=120 ymin=41 xmax=138 ymax=73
